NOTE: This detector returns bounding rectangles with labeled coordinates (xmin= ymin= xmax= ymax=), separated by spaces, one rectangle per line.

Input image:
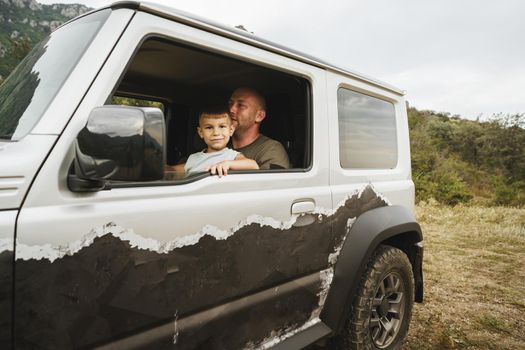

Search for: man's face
xmin=197 ymin=114 xmax=234 ymax=152
xmin=228 ymin=89 xmax=264 ymax=133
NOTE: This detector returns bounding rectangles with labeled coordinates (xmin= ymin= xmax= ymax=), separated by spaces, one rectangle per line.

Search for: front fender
xmin=321 ymin=205 xmax=423 ymax=332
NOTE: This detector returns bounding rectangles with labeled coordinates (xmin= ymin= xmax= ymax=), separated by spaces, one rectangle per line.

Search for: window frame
xmin=101 ymin=33 xmax=314 ymax=189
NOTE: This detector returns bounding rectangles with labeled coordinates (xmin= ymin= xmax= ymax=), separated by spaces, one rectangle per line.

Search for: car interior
xmin=107 ymin=37 xmax=311 ymax=178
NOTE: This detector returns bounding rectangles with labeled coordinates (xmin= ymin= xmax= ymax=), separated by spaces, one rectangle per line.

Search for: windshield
xmin=0 ymin=9 xmax=110 ymax=141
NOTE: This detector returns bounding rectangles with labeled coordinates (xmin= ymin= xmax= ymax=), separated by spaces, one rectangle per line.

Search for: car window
xmin=337 ymin=88 xmax=398 ymax=169
xmin=107 ymin=37 xmax=312 ymax=185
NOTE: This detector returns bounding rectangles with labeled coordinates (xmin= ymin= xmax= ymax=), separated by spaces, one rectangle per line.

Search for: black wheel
xmin=332 ymin=245 xmax=415 ymax=350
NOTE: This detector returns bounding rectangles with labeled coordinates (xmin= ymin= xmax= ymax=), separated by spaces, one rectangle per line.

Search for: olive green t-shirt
xmin=235 ymin=135 xmax=290 ymax=170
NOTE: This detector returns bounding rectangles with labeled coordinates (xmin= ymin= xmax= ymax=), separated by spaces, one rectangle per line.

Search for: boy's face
xmin=197 ymin=113 xmax=234 ymax=152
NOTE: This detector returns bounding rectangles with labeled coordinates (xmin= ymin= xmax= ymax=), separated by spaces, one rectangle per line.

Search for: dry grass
xmin=404 ymin=201 xmax=525 ymax=350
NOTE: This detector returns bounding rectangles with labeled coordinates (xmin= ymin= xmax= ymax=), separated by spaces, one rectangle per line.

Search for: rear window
xmin=337 ymin=88 xmax=398 ymax=169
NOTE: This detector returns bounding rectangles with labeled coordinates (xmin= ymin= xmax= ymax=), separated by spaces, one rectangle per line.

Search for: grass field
xmin=404 ymin=202 xmax=525 ymax=349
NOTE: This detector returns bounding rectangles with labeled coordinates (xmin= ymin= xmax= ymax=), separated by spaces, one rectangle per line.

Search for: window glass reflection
xmin=337 ymin=88 xmax=398 ymax=169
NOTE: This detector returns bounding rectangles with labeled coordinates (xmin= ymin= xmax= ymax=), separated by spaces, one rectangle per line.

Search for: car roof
xmin=101 ymin=1 xmax=405 ymax=95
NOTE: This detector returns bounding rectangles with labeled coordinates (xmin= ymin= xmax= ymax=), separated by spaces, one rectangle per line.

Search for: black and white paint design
xmin=2 ymin=186 xmax=388 ymax=349
xmin=0 ymin=248 xmax=13 ymax=348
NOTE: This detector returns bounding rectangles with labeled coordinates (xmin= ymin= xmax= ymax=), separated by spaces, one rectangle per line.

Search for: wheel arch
xmin=321 ymin=205 xmax=423 ymax=333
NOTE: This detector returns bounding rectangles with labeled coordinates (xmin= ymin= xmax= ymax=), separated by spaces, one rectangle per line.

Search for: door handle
xmin=291 ymin=200 xmax=315 ymax=215
xmin=291 ymin=200 xmax=316 ymax=227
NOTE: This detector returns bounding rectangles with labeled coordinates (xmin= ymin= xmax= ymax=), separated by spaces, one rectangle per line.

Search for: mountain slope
xmin=0 ymin=0 xmax=91 ymax=80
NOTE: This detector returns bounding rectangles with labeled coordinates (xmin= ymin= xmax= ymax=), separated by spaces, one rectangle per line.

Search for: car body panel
xmin=0 ymin=135 xmax=57 ymax=210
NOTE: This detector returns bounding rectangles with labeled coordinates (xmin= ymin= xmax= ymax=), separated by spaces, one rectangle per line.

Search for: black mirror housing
xmin=74 ymin=106 xmax=165 ymax=183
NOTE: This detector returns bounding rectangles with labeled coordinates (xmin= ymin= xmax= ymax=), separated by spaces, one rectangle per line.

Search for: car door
xmin=14 ymin=9 xmax=335 ymax=349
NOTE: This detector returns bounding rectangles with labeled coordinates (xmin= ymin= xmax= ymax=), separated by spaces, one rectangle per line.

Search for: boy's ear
xmin=229 ymin=124 xmax=235 ymax=136
xmin=197 ymin=126 xmax=204 ymax=139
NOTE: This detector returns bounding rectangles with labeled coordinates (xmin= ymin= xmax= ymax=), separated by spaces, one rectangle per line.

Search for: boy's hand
xmin=208 ymin=161 xmax=232 ymax=177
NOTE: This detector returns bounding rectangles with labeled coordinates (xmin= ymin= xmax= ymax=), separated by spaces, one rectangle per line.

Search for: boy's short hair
xmin=198 ymin=104 xmax=230 ymax=124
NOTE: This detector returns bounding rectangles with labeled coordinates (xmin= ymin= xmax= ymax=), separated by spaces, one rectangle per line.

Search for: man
xmin=228 ymin=87 xmax=290 ymax=169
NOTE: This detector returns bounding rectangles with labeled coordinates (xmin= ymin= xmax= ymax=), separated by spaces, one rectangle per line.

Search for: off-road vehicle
xmin=0 ymin=2 xmax=423 ymax=349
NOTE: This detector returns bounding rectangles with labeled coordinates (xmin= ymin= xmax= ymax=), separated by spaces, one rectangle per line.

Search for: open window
xmin=107 ymin=36 xmax=311 ymax=181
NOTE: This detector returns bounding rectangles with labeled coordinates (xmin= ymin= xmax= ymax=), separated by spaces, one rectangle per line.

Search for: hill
xmin=409 ymin=108 xmax=524 ymax=206
xmin=0 ymin=0 xmax=91 ymax=81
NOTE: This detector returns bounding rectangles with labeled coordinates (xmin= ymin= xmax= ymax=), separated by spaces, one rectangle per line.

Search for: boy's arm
xmin=208 ymin=154 xmax=258 ymax=177
xmin=231 ymin=153 xmax=259 ymax=170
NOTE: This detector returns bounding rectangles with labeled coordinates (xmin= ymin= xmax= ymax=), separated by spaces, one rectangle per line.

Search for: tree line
xmin=409 ymin=108 xmax=524 ymax=206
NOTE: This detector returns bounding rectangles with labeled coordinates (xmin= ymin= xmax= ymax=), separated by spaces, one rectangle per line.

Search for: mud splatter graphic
xmin=0 ymin=250 xmax=13 ymax=348
xmin=11 ymin=186 xmax=387 ymax=349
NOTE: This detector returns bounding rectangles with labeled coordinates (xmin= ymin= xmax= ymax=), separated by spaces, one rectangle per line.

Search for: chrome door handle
xmin=291 ymin=200 xmax=316 ymax=227
xmin=291 ymin=200 xmax=315 ymax=215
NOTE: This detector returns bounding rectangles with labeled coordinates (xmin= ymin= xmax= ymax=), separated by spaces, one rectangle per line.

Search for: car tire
xmin=332 ymin=245 xmax=415 ymax=350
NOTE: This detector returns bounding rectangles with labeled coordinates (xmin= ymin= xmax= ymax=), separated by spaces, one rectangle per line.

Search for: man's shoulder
xmin=256 ymin=134 xmax=284 ymax=149
xmin=237 ymin=134 xmax=290 ymax=169
xmin=256 ymin=134 xmax=290 ymax=168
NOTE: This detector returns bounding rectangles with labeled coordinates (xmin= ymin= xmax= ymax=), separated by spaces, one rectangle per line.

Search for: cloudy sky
xmin=39 ymin=0 xmax=525 ymax=120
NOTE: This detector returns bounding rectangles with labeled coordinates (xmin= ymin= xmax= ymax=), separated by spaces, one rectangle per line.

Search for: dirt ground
xmin=404 ymin=202 xmax=525 ymax=350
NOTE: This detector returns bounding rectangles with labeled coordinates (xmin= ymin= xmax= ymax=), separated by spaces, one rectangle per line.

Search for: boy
xmin=166 ymin=106 xmax=259 ymax=176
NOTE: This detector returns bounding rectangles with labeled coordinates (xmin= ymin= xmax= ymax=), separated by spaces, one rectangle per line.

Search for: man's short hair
xmin=236 ymin=87 xmax=266 ymax=110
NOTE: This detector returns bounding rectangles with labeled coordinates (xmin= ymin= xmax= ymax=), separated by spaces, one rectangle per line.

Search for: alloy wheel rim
xmin=369 ymin=272 xmax=406 ymax=348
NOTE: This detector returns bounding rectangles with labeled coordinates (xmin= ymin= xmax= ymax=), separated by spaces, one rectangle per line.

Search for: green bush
xmin=433 ymin=172 xmax=472 ymax=206
xmin=414 ymin=157 xmax=472 ymax=205
xmin=409 ymin=108 xmax=525 ymax=207
xmin=493 ymin=181 xmax=525 ymax=207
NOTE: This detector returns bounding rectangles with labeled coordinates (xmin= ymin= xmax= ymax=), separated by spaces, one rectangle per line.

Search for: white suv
xmin=0 ymin=2 xmax=423 ymax=349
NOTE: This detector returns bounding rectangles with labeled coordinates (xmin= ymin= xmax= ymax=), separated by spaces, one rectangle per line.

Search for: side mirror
xmin=69 ymin=106 xmax=165 ymax=191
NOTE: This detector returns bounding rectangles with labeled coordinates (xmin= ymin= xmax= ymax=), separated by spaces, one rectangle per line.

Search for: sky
xmin=38 ymin=0 xmax=525 ymax=120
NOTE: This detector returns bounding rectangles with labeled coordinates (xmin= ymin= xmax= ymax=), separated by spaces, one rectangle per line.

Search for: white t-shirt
xmin=184 ymin=148 xmax=240 ymax=174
